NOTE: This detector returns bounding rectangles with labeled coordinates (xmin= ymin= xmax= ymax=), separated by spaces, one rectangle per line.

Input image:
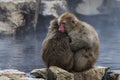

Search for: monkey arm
xmin=70 ymin=39 xmax=92 ymax=52
xmin=69 ymin=31 xmax=93 ymax=52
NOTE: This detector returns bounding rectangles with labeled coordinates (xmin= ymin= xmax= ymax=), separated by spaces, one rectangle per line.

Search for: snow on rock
xmin=0 ymin=1 xmax=35 ymax=35
xmin=41 ymin=0 xmax=68 ymax=17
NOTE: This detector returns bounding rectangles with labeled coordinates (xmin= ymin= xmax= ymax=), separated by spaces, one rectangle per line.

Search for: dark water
xmin=0 ymin=33 xmax=45 ymax=72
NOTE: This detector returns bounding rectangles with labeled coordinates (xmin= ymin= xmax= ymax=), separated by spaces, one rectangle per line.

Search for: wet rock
xmin=0 ymin=69 xmax=27 ymax=80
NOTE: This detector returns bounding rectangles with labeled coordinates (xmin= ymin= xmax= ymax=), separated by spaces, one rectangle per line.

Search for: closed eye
xmin=71 ymin=20 xmax=75 ymax=24
xmin=60 ymin=22 xmax=66 ymax=25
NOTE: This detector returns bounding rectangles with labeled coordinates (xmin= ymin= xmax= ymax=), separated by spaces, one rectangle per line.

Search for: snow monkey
xmin=58 ymin=12 xmax=100 ymax=72
xmin=41 ymin=19 xmax=73 ymax=71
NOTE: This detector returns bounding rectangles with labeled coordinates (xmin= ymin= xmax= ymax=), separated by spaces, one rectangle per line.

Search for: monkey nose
xmin=59 ymin=24 xmax=65 ymax=32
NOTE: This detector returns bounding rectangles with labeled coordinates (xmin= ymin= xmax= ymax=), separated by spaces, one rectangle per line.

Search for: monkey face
xmin=58 ymin=12 xmax=78 ymax=33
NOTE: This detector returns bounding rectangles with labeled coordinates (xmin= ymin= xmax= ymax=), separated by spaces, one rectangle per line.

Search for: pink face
xmin=58 ymin=21 xmax=66 ymax=32
xmin=58 ymin=17 xmax=78 ymax=33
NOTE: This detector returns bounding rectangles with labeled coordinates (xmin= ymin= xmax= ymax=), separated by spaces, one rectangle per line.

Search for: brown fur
xmin=58 ymin=12 xmax=100 ymax=72
xmin=41 ymin=19 xmax=73 ymax=71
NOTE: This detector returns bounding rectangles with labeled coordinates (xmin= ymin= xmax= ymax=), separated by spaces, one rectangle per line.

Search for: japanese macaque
xmin=41 ymin=19 xmax=73 ymax=71
xmin=58 ymin=12 xmax=100 ymax=72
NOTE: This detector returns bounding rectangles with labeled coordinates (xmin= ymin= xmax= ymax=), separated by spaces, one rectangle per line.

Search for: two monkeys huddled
xmin=41 ymin=12 xmax=100 ymax=72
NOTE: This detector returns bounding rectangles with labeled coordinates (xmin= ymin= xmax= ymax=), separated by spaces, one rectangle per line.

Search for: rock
xmin=0 ymin=76 xmax=45 ymax=80
xmin=17 ymin=1 xmax=36 ymax=14
xmin=0 ymin=69 xmax=27 ymax=80
xmin=31 ymin=66 xmax=108 ymax=80
xmin=0 ymin=0 xmax=117 ymax=35
xmin=0 ymin=1 xmax=35 ymax=35
xmin=49 ymin=66 xmax=74 ymax=80
xmin=0 ymin=0 xmax=103 ymax=35
xmin=107 ymin=70 xmax=120 ymax=80
xmin=0 ymin=66 xmax=108 ymax=80
xmin=41 ymin=0 xmax=68 ymax=17
xmin=31 ymin=66 xmax=74 ymax=80
xmin=31 ymin=68 xmax=47 ymax=79
xmin=0 ymin=2 xmax=17 ymax=12
xmin=20 ymin=78 xmax=44 ymax=80
xmin=0 ymin=69 xmax=46 ymax=80
xmin=0 ymin=76 xmax=10 ymax=80
xmin=0 ymin=21 xmax=16 ymax=35
xmin=8 ymin=11 xmax=25 ymax=27
xmin=0 ymin=0 xmax=35 ymax=4
xmin=73 ymin=66 xmax=108 ymax=80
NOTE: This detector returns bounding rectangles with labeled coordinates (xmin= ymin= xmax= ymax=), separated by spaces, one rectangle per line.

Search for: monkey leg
xmin=73 ymin=49 xmax=95 ymax=72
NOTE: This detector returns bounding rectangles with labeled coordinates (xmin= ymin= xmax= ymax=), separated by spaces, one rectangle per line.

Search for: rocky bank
xmin=0 ymin=66 xmax=120 ymax=80
xmin=0 ymin=66 xmax=109 ymax=80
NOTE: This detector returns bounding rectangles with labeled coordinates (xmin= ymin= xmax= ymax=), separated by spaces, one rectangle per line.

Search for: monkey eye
xmin=71 ymin=20 xmax=75 ymax=24
xmin=60 ymin=20 xmax=66 ymax=25
xmin=61 ymin=22 xmax=66 ymax=25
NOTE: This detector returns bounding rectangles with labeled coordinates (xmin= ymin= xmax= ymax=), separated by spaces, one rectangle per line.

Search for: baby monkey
xmin=41 ymin=19 xmax=73 ymax=71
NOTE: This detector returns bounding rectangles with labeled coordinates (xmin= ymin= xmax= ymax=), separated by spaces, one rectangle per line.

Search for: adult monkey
xmin=58 ymin=12 xmax=100 ymax=72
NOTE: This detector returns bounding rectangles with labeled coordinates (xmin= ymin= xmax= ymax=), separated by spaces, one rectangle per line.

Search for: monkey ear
xmin=50 ymin=20 xmax=55 ymax=25
xmin=50 ymin=19 xmax=58 ymax=25
xmin=71 ymin=20 xmax=75 ymax=24
xmin=71 ymin=19 xmax=78 ymax=25
xmin=49 ymin=19 xmax=59 ymax=29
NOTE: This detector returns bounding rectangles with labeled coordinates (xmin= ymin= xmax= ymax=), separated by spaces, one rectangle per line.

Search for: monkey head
xmin=49 ymin=19 xmax=59 ymax=31
xmin=58 ymin=12 xmax=78 ymax=33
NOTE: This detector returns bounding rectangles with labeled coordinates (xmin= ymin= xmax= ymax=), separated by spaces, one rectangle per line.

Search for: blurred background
xmin=0 ymin=0 xmax=120 ymax=72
